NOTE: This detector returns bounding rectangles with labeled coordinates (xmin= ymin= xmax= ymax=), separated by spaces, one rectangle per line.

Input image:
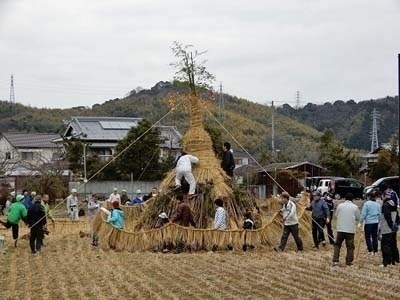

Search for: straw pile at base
xmin=93 ymin=193 xmax=313 ymax=252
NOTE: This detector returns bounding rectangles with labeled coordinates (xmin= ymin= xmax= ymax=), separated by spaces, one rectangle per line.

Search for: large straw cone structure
xmin=161 ymin=94 xmax=232 ymax=200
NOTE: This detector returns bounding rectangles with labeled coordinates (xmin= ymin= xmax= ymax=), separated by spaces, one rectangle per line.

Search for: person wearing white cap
xmin=132 ymin=189 xmax=143 ymax=205
xmin=155 ymin=212 xmax=169 ymax=228
xmin=108 ymin=188 xmax=121 ymax=204
xmin=67 ymin=188 xmax=79 ymax=220
xmin=120 ymin=189 xmax=130 ymax=205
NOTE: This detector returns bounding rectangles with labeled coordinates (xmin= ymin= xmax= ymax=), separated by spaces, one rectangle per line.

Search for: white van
xmin=317 ymin=179 xmax=331 ymax=195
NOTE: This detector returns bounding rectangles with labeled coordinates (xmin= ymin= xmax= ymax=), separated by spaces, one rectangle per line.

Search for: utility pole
xmin=218 ymin=82 xmax=224 ymax=120
xmin=271 ymin=101 xmax=275 ymax=156
xmin=83 ymin=143 xmax=88 ymax=202
xmin=398 ymin=53 xmax=399 ymax=177
xmin=370 ymin=108 xmax=380 ymax=152
xmin=9 ymin=75 xmax=15 ymax=103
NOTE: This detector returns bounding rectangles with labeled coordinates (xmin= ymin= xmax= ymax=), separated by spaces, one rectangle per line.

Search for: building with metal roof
xmin=59 ymin=117 xmax=182 ymax=161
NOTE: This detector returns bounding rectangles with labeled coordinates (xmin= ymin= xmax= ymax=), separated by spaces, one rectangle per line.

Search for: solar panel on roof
xmin=99 ymin=121 xmax=136 ymax=129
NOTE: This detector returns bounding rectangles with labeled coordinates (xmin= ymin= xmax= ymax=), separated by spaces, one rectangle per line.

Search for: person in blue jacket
xmin=307 ymin=190 xmax=330 ymax=249
xmin=107 ymin=201 xmax=124 ymax=229
xmin=358 ymin=191 xmax=381 ymax=255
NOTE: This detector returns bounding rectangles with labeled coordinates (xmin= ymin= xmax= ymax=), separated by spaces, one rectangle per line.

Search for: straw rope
xmin=92 ymin=193 xmax=313 ymax=252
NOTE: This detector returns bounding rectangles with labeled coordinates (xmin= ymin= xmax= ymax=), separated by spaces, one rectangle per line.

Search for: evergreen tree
xmin=319 ymin=129 xmax=359 ymax=177
xmin=114 ymin=119 xmax=163 ymax=181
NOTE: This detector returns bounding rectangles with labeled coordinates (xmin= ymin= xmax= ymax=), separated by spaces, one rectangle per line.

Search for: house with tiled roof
xmin=58 ymin=117 xmax=182 ymax=161
xmin=0 ymin=132 xmax=63 ymax=175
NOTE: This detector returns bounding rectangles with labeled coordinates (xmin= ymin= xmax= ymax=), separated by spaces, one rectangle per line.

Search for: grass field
xmin=1 ymin=218 xmax=400 ymax=300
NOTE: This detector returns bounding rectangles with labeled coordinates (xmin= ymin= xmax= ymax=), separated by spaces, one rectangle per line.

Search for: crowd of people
xmin=0 ymin=190 xmax=54 ymax=253
xmin=274 ymin=187 xmax=399 ymax=268
xmin=1 ymin=140 xmax=397 ymax=268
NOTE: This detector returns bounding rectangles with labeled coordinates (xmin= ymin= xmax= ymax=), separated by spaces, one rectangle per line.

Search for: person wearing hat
xmin=132 ymin=189 xmax=143 ymax=205
xmin=67 ymin=188 xmax=79 ymax=220
xmin=274 ymin=193 xmax=303 ymax=253
xmin=306 ymin=190 xmax=330 ymax=249
xmin=107 ymin=201 xmax=124 ymax=229
xmin=155 ymin=212 xmax=169 ymax=228
xmin=108 ymin=188 xmax=121 ymax=204
xmin=379 ymin=190 xmax=399 ymax=266
xmin=87 ymin=194 xmax=100 ymax=246
xmin=120 ymin=189 xmax=130 ymax=205
xmin=332 ymin=193 xmax=360 ymax=266
xmin=0 ymin=194 xmax=27 ymax=247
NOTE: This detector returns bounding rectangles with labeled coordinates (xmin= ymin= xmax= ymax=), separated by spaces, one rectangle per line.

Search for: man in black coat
xmin=27 ymin=196 xmax=46 ymax=254
xmin=221 ymin=142 xmax=235 ymax=177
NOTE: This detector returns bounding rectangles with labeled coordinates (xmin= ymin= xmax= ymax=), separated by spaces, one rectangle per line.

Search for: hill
xmin=277 ymin=96 xmax=399 ymax=150
xmin=0 ymin=81 xmax=323 ymax=162
xmin=1 ymin=82 xmax=397 ymax=161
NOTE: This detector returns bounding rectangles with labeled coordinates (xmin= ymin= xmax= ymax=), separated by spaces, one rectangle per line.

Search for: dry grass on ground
xmin=1 ymin=218 xmax=400 ymax=300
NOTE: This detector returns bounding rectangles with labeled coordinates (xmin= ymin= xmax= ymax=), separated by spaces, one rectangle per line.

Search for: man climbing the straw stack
xmin=174 ymin=151 xmax=199 ymax=199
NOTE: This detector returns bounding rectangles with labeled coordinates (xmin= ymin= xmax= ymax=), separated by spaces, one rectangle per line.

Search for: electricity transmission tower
xmin=370 ymin=108 xmax=380 ymax=152
xmin=295 ymin=90 xmax=301 ymax=109
xmin=9 ymin=74 xmax=15 ymax=103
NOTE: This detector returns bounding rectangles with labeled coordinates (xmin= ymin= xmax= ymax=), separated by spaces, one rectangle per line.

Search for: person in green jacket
xmin=0 ymin=194 xmax=28 ymax=247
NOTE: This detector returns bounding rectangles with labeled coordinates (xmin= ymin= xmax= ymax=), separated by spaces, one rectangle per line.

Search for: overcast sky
xmin=0 ymin=0 xmax=399 ymax=109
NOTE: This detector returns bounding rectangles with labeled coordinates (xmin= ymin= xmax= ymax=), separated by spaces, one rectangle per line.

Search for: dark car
xmin=328 ymin=178 xmax=364 ymax=199
xmin=363 ymin=176 xmax=399 ymax=199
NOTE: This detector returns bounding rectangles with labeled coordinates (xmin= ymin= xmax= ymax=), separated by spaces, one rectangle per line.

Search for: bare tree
xmin=170 ymin=41 xmax=215 ymax=96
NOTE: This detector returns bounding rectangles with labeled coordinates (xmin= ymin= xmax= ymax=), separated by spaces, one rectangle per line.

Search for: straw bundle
xmin=53 ymin=218 xmax=89 ymax=235
xmin=92 ymin=194 xmax=313 ymax=252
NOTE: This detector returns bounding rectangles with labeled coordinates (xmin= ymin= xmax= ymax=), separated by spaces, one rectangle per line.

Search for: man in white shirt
xmin=332 ymin=193 xmax=360 ymax=266
xmin=66 ymin=189 xmax=79 ymax=221
xmin=109 ymin=187 xmax=121 ymax=204
xmin=214 ymin=198 xmax=226 ymax=230
xmin=274 ymin=193 xmax=303 ymax=252
xmin=174 ymin=151 xmax=199 ymax=199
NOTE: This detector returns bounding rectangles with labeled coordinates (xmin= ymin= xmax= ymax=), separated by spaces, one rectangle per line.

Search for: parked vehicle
xmin=328 ymin=178 xmax=364 ymax=199
xmin=363 ymin=176 xmax=399 ymax=199
xmin=317 ymin=179 xmax=331 ymax=195
xmin=305 ymin=176 xmax=331 ymax=191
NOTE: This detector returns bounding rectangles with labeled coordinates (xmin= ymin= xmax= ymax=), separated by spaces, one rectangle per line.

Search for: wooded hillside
xmin=1 ymin=82 xmax=397 ymax=161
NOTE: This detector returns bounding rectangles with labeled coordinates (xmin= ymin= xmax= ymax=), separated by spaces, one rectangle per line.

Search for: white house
xmin=0 ymin=132 xmax=62 ymax=175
